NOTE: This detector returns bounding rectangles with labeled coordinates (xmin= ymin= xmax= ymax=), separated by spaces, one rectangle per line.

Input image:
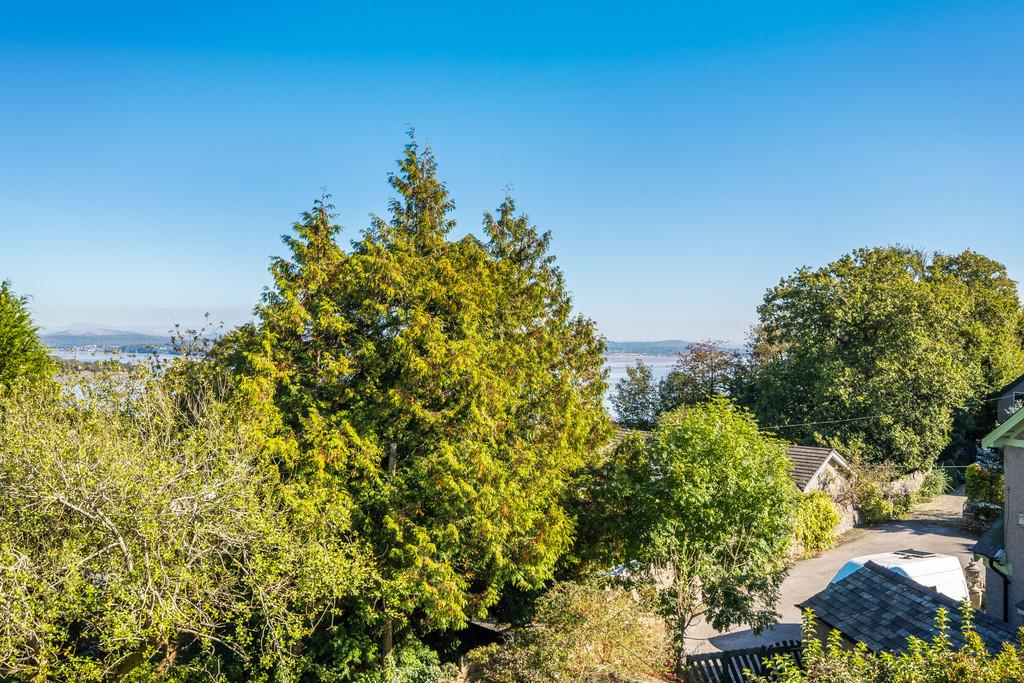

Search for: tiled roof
xmin=972 ymin=516 xmax=1005 ymax=561
xmin=786 ymin=445 xmax=848 ymax=492
xmin=799 ymin=561 xmax=1014 ymax=654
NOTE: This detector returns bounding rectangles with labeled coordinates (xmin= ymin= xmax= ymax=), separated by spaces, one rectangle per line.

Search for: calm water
xmin=52 ymin=349 xmax=178 ymax=365
xmin=53 ymin=349 xmax=676 ymax=394
xmin=604 ymin=353 xmax=676 ymax=388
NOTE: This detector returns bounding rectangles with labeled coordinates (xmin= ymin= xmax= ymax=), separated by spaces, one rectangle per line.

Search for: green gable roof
xmin=982 ymin=407 xmax=1024 ymax=449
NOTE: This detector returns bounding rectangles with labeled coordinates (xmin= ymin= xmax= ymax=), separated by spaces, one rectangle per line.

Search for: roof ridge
xmin=860 ymin=561 xmax=1014 ymax=634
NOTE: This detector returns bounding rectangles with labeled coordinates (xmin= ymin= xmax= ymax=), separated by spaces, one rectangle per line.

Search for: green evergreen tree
xmin=0 ymin=281 xmax=54 ymax=389
xmin=221 ymin=136 xmax=610 ymax=677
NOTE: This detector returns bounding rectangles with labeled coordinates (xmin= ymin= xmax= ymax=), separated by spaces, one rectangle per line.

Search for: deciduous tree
xmin=0 ymin=373 xmax=368 ymax=681
xmin=747 ymin=247 xmax=1024 ymax=471
xmin=591 ymin=399 xmax=794 ymax=677
xmin=610 ymin=360 xmax=659 ymax=429
xmin=658 ymin=340 xmax=740 ymax=413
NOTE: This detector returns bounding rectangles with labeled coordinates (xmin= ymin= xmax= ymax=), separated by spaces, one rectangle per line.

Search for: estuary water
xmin=604 ymin=353 xmax=677 ymax=388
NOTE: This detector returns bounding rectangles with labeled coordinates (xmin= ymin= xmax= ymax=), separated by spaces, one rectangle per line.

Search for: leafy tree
xmin=218 ymin=137 xmax=610 ymax=676
xmin=590 ymin=399 xmax=795 ymax=677
xmin=0 ymin=371 xmax=370 ymax=681
xmin=658 ymin=340 xmax=740 ymax=413
xmin=0 ymin=281 xmax=53 ymax=389
xmin=747 ymin=247 xmax=1024 ymax=472
xmin=613 ymin=342 xmax=742 ymax=428
xmin=930 ymin=250 xmax=1024 ymax=394
xmin=610 ymin=360 xmax=659 ymax=429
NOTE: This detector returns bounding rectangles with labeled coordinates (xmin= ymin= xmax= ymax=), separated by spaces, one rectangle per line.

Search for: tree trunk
xmin=673 ymin=564 xmax=691 ymax=680
xmin=382 ymin=618 xmax=394 ymax=665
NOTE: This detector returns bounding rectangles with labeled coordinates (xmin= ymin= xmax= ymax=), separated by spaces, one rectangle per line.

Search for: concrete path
xmin=688 ymin=494 xmax=979 ymax=653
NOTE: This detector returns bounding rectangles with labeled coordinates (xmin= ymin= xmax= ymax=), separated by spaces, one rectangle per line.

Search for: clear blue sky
xmin=2 ymin=1 xmax=1022 ymax=341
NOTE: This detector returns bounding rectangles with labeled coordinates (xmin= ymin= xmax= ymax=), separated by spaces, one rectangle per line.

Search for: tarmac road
xmin=688 ymin=494 xmax=979 ymax=653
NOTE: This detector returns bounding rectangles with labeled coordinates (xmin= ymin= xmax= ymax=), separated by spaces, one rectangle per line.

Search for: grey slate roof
xmin=786 ymin=445 xmax=849 ymax=492
xmin=972 ymin=516 xmax=1005 ymax=562
xmin=799 ymin=561 xmax=1014 ymax=654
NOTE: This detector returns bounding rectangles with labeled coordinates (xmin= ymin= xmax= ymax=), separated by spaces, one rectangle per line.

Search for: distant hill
xmin=605 ymin=340 xmax=693 ymax=356
xmin=41 ymin=327 xmax=175 ymax=352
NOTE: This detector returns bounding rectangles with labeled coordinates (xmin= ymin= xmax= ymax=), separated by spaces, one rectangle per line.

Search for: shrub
xmin=852 ymin=463 xmax=915 ymax=524
xmin=918 ymin=467 xmax=951 ymax=499
xmin=0 ymin=372 xmax=372 ymax=680
xmin=965 ymin=463 xmax=1004 ymax=505
xmin=467 ymin=581 xmax=669 ymax=682
xmin=757 ymin=606 xmax=1024 ymax=682
xmin=793 ymin=491 xmax=842 ymax=555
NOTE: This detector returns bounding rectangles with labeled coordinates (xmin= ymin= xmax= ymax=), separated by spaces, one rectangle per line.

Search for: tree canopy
xmin=217 ymin=137 xmax=610 ymax=676
xmin=0 ymin=372 xmax=373 ymax=681
xmin=747 ymin=247 xmax=1024 ymax=471
xmin=611 ymin=340 xmax=740 ymax=428
xmin=585 ymin=399 xmax=795 ymax=676
xmin=610 ymin=360 xmax=660 ymax=429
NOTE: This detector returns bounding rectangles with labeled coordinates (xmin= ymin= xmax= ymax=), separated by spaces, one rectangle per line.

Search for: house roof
xmin=988 ymin=372 xmax=1024 ymax=400
xmin=786 ymin=445 xmax=851 ymax=492
xmin=972 ymin=516 xmax=1005 ymax=562
xmin=982 ymin=406 xmax=1024 ymax=449
xmin=601 ymin=426 xmax=645 ymax=454
xmin=799 ymin=561 xmax=1014 ymax=654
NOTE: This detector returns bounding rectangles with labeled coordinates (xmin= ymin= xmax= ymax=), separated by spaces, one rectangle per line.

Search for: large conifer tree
xmin=225 ymin=137 xmax=610 ymax=674
xmin=0 ymin=281 xmax=53 ymax=389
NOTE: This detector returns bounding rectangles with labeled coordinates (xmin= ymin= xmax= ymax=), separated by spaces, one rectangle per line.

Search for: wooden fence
xmin=685 ymin=640 xmax=802 ymax=682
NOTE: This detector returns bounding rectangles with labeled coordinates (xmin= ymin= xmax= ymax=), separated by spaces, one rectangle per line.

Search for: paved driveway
xmin=688 ymin=495 xmax=979 ymax=653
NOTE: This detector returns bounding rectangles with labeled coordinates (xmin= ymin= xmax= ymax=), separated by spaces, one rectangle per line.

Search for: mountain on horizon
xmin=41 ymin=326 xmax=175 ymax=351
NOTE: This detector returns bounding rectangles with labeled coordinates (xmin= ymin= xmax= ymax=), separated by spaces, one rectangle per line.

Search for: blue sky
xmin=1 ymin=1 xmax=1022 ymax=341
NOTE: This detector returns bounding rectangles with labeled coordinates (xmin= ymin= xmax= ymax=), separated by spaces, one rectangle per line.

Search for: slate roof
xmin=972 ymin=515 xmax=1005 ymax=562
xmin=786 ymin=445 xmax=850 ymax=492
xmin=799 ymin=561 xmax=1014 ymax=654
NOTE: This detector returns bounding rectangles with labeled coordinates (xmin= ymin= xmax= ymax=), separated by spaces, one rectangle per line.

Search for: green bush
xmin=856 ymin=480 xmax=914 ymax=525
xmin=965 ymin=463 xmax=1003 ymax=505
xmin=918 ymin=468 xmax=951 ymax=499
xmin=851 ymin=463 xmax=916 ymax=524
xmin=793 ymin=491 xmax=842 ymax=555
xmin=467 ymin=581 xmax=669 ymax=682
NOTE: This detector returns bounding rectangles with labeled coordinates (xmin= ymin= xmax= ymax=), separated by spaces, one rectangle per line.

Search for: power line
xmin=763 ymin=394 xmax=1008 ymax=431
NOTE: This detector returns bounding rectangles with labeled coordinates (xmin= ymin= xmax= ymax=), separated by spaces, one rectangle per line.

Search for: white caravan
xmin=830 ymin=549 xmax=969 ymax=602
